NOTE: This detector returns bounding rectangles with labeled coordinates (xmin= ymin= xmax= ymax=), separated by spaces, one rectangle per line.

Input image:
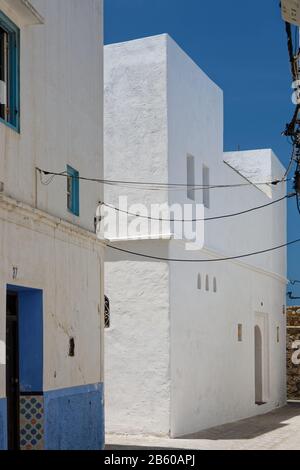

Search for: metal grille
xmin=104 ymin=296 xmax=110 ymax=329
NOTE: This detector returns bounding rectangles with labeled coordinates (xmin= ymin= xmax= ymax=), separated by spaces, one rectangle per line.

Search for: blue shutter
xmin=0 ymin=10 xmax=20 ymax=132
xmin=67 ymin=165 xmax=80 ymax=216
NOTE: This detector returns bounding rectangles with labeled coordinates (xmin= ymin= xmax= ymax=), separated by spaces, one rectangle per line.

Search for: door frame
xmin=254 ymin=312 xmax=270 ymax=405
xmin=6 ymin=290 xmax=20 ymax=450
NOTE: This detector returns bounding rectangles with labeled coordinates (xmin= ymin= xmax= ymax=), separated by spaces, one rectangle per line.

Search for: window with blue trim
xmin=67 ymin=166 xmax=80 ymax=216
xmin=0 ymin=11 xmax=19 ymax=131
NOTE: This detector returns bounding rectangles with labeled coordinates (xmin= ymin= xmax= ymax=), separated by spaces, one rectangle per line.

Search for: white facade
xmin=104 ymin=35 xmax=287 ymax=437
xmin=0 ymin=0 xmax=104 ymax=450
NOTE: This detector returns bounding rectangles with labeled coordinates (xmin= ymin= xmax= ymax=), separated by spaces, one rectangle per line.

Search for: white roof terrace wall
xmin=166 ymin=34 xmax=286 ymax=279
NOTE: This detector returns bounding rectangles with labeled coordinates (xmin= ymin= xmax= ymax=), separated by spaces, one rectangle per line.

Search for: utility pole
xmin=281 ymin=2 xmax=300 ymax=209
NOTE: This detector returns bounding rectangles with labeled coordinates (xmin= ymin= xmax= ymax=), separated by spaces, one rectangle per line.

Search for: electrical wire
xmin=282 ymin=143 xmax=298 ymax=180
xmin=39 ymin=170 xmax=68 ymax=186
xmin=101 ymin=193 xmax=294 ymax=222
xmin=286 ymin=22 xmax=299 ymax=82
xmin=106 ymin=237 xmax=300 ymax=263
xmin=287 ymin=291 xmax=300 ymax=300
xmin=283 ymin=21 xmax=300 ymax=141
xmin=295 ymin=24 xmax=299 ymax=56
xmin=284 ymin=105 xmax=300 ymax=138
xmin=37 ymin=168 xmax=288 ymax=192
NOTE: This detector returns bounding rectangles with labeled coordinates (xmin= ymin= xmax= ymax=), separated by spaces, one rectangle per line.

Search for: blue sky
xmin=105 ymin=0 xmax=300 ymax=302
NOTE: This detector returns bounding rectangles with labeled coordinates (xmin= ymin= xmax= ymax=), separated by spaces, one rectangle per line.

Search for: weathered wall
xmin=0 ymin=197 xmax=105 ymax=448
xmin=44 ymin=383 xmax=104 ymax=450
xmin=0 ymin=0 xmax=104 ymax=449
xmin=0 ymin=0 xmax=103 ymax=232
xmin=0 ymin=198 xmax=104 ymax=395
xmin=0 ymin=399 xmax=7 ymax=450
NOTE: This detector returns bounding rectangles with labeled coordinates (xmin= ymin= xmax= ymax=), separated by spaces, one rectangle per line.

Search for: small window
xmin=205 ymin=275 xmax=209 ymax=292
xmin=213 ymin=277 xmax=217 ymax=293
xmin=277 ymin=327 xmax=280 ymax=343
xmin=0 ymin=11 xmax=20 ymax=131
xmin=104 ymin=295 xmax=110 ymax=329
xmin=238 ymin=324 xmax=243 ymax=342
xmin=187 ymin=155 xmax=195 ymax=201
xmin=197 ymin=274 xmax=201 ymax=290
xmin=67 ymin=165 xmax=80 ymax=216
xmin=68 ymin=337 xmax=75 ymax=357
xmin=203 ymin=165 xmax=210 ymax=209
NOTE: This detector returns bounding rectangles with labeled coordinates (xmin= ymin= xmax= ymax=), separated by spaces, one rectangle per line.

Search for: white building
xmin=104 ymin=34 xmax=287 ymax=438
xmin=0 ymin=0 xmax=104 ymax=450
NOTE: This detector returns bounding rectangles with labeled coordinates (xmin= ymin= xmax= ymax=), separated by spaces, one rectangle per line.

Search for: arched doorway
xmin=255 ymin=325 xmax=263 ymax=405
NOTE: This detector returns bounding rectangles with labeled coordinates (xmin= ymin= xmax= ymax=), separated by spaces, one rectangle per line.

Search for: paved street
xmin=106 ymin=404 xmax=300 ymax=450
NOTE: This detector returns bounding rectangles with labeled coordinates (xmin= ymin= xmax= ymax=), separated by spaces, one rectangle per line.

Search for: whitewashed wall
xmin=169 ymin=251 xmax=286 ymax=436
xmin=0 ymin=197 xmax=105 ymax=398
xmin=167 ymin=35 xmax=286 ymax=276
xmin=0 ymin=0 xmax=104 ymax=401
xmin=0 ymin=0 xmax=103 ymax=232
xmin=104 ymin=35 xmax=287 ymax=437
xmin=104 ymin=36 xmax=169 ymax=215
xmin=105 ymin=242 xmax=170 ymax=436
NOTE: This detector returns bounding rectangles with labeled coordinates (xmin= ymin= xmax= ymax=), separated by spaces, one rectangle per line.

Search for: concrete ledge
xmin=1 ymin=0 xmax=44 ymax=25
xmin=0 ymin=194 xmax=107 ymax=249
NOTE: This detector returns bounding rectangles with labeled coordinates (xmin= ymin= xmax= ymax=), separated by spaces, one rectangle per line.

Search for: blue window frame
xmin=0 ymin=11 xmax=20 ymax=132
xmin=67 ymin=165 xmax=80 ymax=216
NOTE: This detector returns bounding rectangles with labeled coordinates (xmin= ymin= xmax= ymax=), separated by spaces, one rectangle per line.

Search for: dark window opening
xmin=69 ymin=337 xmax=75 ymax=357
xmin=105 ymin=295 xmax=110 ymax=329
xmin=0 ymin=11 xmax=19 ymax=130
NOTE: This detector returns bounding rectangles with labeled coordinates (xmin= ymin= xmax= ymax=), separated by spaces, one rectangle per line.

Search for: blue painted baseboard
xmin=0 ymin=398 xmax=7 ymax=450
xmin=44 ymin=383 xmax=104 ymax=450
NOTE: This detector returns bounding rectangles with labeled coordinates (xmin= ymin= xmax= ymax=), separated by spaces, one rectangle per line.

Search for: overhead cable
xmin=37 ymin=168 xmax=288 ymax=192
xmin=106 ymin=238 xmax=299 ymax=263
xmin=101 ymin=193 xmax=294 ymax=223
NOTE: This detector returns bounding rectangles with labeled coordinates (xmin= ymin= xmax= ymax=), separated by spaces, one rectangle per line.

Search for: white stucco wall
xmin=0 ymin=0 xmax=103 ymax=232
xmin=104 ymin=34 xmax=287 ymax=437
xmin=0 ymin=197 xmax=105 ymax=398
xmin=0 ymin=1 xmax=104 ymax=399
xmin=104 ymin=35 xmax=169 ymax=215
xmin=105 ymin=241 xmax=170 ymax=436
xmin=166 ymin=35 xmax=286 ymax=277
xmin=165 ymin=35 xmax=286 ymax=435
xmin=169 ymin=248 xmax=286 ymax=436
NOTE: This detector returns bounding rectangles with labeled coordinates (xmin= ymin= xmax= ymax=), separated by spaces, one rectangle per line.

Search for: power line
xmin=282 ymin=142 xmax=298 ymax=180
xmin=106 ymin=237 xmax=299 ymax=263
xmin=37 ymin=168 xmax=288 ymax=192
xmin=282 ymin=17 xmax=300 ymax=216
xmin=101 ymin=193 xmax=294 ymax=223
xmin=287 ymin=291 xmax=300 ymax=300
